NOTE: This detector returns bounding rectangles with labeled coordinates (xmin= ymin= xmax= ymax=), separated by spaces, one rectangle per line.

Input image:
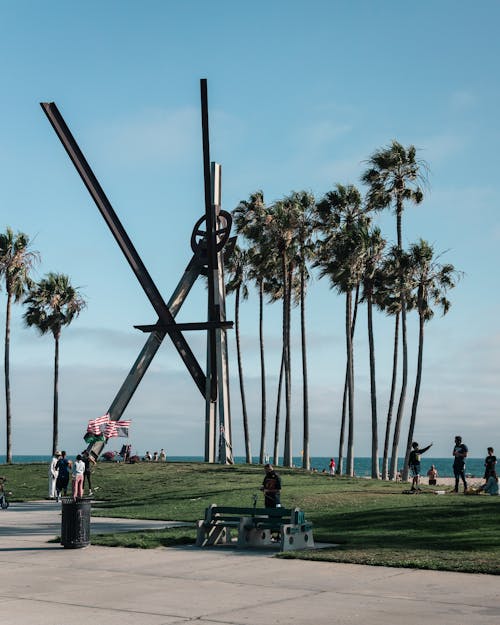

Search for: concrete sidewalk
xmin=0 ymin=502 xmax=499 ymax=625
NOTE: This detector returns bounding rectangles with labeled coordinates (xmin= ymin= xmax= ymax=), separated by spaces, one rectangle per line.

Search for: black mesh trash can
xmin=61 ymin=497 xmax=91 ymax=548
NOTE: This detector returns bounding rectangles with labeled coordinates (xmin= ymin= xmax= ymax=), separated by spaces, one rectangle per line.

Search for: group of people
xmin=143 ymin=449 xmax=166 ymax=462
xmin=49 ymin=450 xmax=93 ymax=501
xmin=408 ymin=436 xmax=498 ymax=495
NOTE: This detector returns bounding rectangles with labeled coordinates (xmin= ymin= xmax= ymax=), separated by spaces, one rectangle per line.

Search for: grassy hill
xmin=1 ymin=461 xmax=498 ymax=574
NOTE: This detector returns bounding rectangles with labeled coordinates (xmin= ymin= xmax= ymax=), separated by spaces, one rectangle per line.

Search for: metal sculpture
xmin=41 ymin=79 xmax=234 ymax=463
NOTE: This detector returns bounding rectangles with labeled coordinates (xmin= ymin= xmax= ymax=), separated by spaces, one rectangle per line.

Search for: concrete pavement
xmin=0 ymin=501 xmax=499 ymax=624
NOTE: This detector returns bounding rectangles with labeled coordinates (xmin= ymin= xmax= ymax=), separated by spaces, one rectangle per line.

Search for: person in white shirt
xmin=71 ymin=454 xmax=86 ymax=500
xmin=48 ymin=451 xmax=60 ymax=499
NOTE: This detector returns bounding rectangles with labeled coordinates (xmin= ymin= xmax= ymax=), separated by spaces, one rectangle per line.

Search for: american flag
xmin=105 ymin=420 xmax=131 ymax=438
xmin=87 ymin=414 xmax=110 ymax=435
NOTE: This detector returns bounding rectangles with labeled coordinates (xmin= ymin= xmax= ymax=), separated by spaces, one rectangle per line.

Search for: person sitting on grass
xmin=408 ymin=441 xmax=433 ymax=491
xmin=478 ymin=471 xmax=499 ymax=496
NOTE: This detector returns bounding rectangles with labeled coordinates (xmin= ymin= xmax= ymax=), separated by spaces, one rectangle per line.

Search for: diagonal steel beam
xmin=40 ymin=101 xmax=206 ymax=396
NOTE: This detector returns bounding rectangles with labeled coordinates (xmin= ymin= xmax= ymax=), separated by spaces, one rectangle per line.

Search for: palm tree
xmin=375 ymin=247 xmax=415 ymax=479
xmin=362 ymin=141 xmax=427 ymax=479
xmin=225 ymin=245 xmax=252 ymax=463
xmin=291 ymin=191 xmax=316 ymax=470
xmin=315 ymin=184 xmax=369 ymax=476
xmin=359 ymin=226 xmax=386 ymax=479
xmin=233 ymin=192 xmax=271 ymax=463
xmin=0 ymin=228 xmax=39 ymax=463
xmin=23 ymin=273 xmax=86 ymax=455
xmin=266 ymin=196 xmax=301 ymax=467
xmin=401 ymin=241 xmax=461 ymax=481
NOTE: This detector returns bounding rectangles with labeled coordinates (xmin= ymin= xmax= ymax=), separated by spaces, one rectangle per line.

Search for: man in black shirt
xmin=484 ymin=447 xmax=497 ymax=480
xmin=453 ymin=435 xmax=468 ymax=493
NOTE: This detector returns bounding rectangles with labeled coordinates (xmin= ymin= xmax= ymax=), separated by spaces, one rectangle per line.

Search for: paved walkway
xmin=0 ymin=502 xmax=499 ymax=625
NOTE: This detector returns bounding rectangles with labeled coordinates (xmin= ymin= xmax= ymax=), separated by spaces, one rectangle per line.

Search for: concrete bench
xmin=196 ymin=504 xmax=314 ymax=551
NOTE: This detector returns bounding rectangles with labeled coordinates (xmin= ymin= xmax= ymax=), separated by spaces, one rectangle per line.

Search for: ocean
xmin=0 ymin=455 xmax=487 ymax=478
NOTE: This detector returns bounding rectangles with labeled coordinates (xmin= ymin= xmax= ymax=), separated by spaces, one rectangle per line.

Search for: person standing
xmin=261 ymin=463 xmax=281 ymax=508
xmin=55 ymin=451 xmax=70 ymax=501
xmin=71 ymin=454 xmax=85 ymax=500
xmin=81 ymin=450 xmax=93 ymax=495
xmin=408 ymin=441 xmax=433 ymax=491
xmin=48 ymin=451 xmax=60 ymax=499
xmin=452 ymin=435 xmax=468 ymax=493
xmin=328 ymin=458 xmax=336 ymax=476
xmin=159 ymin=448 xmax=166 ymax=462
xmin=484 ymin=447 xmax=497 ymax=480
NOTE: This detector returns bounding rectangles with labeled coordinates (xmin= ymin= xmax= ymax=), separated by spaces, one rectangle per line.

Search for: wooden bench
xmin=196 ymin=504 xmax=314 ymax=551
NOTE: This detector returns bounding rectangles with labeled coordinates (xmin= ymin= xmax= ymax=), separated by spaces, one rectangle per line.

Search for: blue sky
xmin=0 ymin=1 xmax=498 ymax=459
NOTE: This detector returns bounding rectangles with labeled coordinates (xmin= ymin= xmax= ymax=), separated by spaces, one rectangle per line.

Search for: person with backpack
xmin=55 ymin=451 xmax=70 ymax=501
xmin=408 ymin=441 xmax=433 ymax=491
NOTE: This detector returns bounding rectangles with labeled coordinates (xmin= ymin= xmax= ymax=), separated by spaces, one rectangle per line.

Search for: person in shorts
xmin=408 ymin=441 xmax=433 ymax=491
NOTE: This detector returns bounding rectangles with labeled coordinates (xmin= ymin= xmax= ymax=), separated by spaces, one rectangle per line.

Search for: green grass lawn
xmin=2 ymin=461 xmax=499 ymax=574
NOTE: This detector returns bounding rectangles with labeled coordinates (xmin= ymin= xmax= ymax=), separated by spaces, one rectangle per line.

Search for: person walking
xmin=55 ymin=451 xmax=70 ymax=501
xmin=452 ymin=435 xmax=468 ymax=493
xmin=260 ymin=463 xmax=281 ymax=508
xmin=48 ymin=451 xmax=60 ymax=499
xmin=408 ymin=441 xmax=433 ymax=491
xmin=484 ymin=447 xmax=497 ymax=480
xmin=71 ymin=454 xmax=85 ymax=500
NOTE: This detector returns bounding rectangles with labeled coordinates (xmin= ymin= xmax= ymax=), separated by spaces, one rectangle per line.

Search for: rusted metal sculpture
xmin=41 ymin=79 xmax=234 ymax=463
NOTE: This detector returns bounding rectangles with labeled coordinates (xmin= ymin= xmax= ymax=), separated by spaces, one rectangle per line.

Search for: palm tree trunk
xmin=283 ymin=263 xmax=293 ymax=468
xmin=235 ymin=287 xmax=251 ymax=463
xmin=338 ymin=286 xmax=359 ymax=476
xmin=367 ymin=291 xmax=379 ymax=478
xmin=382 ymin=313 xmax=399 ymax=479
xmin=390 ymin=303 xmax=408 ymax=480
xmin=4 ymin=291 xmax=12 ymax=463
xmin=53 ymin=333 xmax=60 ymax=456
xmin=300 ymin=262 xmax=310 ymax=470
xmin=273 ymin=347 xmax=285 ymax=465
xmin=346 ymin=289 xmax=355 ymax=477
xmin=258 ymin=281 xmax=266 ymax=464
xmin=401 ymin=312 xmax=425 ymax=481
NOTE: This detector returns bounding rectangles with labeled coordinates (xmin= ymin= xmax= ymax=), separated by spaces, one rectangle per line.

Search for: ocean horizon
xmin=0 ymin=455 xmax=488 ymax=478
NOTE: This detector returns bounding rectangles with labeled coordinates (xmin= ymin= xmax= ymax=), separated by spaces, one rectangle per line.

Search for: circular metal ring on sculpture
xmin=190 ymin=210 xmax=232 ymax=256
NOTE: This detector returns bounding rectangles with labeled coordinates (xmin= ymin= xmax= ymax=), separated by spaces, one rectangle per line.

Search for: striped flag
xmin=105 ymin=420 xmax=131 ymax=438
xmin=87 ymin=413 xmax=110 ymax=435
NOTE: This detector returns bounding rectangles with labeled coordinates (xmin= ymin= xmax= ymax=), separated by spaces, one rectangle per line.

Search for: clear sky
xmin=0 ymin=1 xmax=498 ymax=459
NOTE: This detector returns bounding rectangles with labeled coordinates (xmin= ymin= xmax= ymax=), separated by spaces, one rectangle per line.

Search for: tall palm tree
xmin=375 ymin=247 xmax=415 ymax=479
xmin=315 ymin=184 xmax=369 ymax=476
xmin=225 ymin=245 xmax=252 ymax=463
xmin=359 ymin=226 xmax=386 ymax=479
xmin=362 ymin=141 xmax=426 ymax=479
xmin=23 ymin=273 xmax=86 ymax=455
xmin=0 ymin=228 xmax=39 ymax=463
xmin=290 ymin=191 xmax=316 ymax=470
xmin=266 ymin=196 xmax=301 ymax=467
xmin=401 ymin=241 xmax=461 ymax=481
xmin=233 ymin=192 xmax=271 ymax=463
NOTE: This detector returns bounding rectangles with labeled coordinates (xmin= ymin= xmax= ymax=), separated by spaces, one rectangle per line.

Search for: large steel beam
xmin=40 ymin=102 xmax=206 ymax=396
xmin=200 ymin=79 xmax=218 ymax=402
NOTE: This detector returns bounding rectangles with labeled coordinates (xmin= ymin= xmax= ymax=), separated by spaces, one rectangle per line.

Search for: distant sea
xmin=0 ymin=455 xmax=487 ymax=478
